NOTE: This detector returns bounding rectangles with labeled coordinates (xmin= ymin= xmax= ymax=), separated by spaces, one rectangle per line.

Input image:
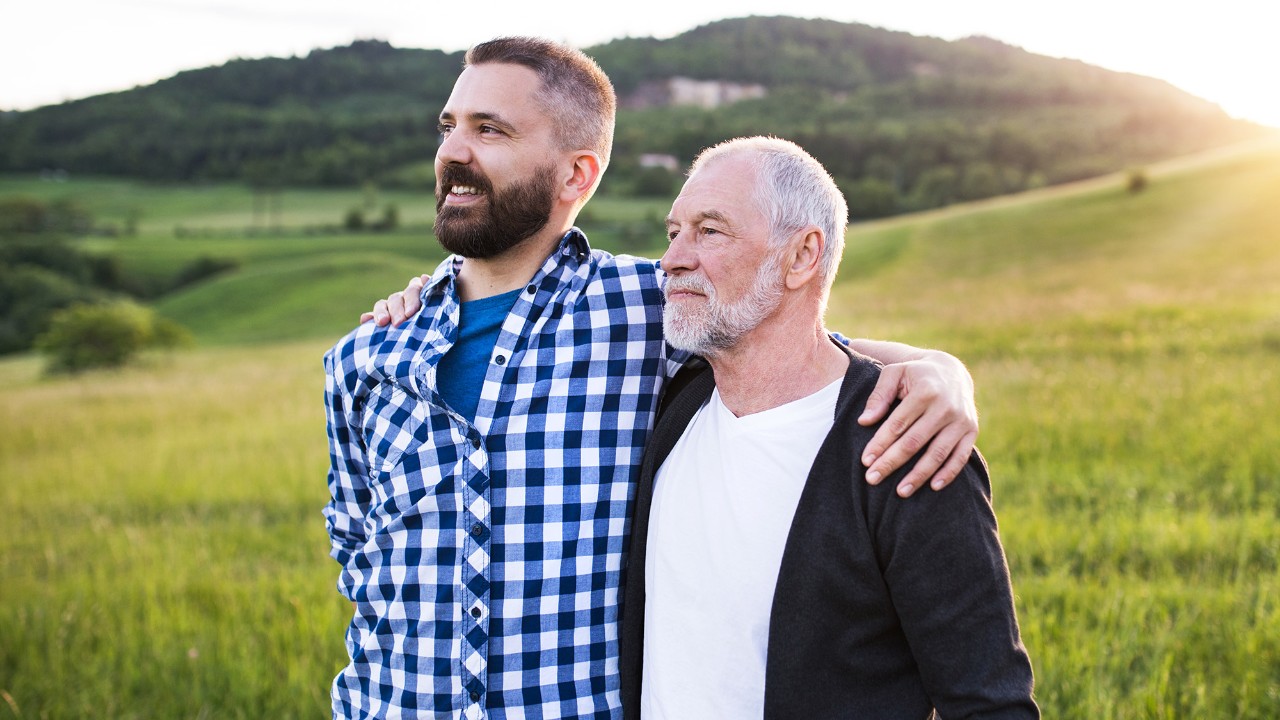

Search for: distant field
xmin=0 ymin=175 xmax=671 ymax=343
xmin=0 ymin=176 xmax=439 ymax=236
xmin=3 ymin=136 xmax=1279 ymax=717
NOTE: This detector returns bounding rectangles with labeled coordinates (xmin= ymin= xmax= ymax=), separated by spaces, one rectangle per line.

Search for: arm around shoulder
xmin=832 ymin=335 xmax=981 ymax=496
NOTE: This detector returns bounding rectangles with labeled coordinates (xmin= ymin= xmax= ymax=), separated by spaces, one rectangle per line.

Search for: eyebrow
xmin=438 ymin=110 xmax=519 ymax=135
xmin=666 ymin=209 xmax=735 ymax=227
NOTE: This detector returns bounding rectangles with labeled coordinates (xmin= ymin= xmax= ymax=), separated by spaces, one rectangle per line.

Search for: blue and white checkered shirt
xmin=324 ymin=229 xmax=684 ymax=719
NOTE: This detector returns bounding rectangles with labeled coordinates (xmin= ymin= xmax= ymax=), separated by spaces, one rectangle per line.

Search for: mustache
xmin=664 ymin=274 xmax=714 ymax=298
xmin=437 ymin=164 xmax=494 ymax=195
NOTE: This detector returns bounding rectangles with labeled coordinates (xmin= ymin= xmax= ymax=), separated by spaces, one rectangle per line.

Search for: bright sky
xmin=3 ymin=0 xmax=1277 ymax=127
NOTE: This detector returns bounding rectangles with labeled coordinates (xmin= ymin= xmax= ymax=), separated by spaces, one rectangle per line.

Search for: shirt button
xmin=470 ymin=691 xmax=480 ymax=702
xmin=525 ymin=284 xmax=536 ymax=294
xmin=471 ymin=607 xmax=482 ymax=618
xmin=471 ymin=437 xmax=481 ymax=449
xmin=494 ymin=354 xmax=506 ymax=366
xmin=471 ymin=523 xmax=483 ymax=537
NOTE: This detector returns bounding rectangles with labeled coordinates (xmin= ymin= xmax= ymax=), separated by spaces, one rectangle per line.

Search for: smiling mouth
xmin=446 ymin=184 xmax=485 ymax=200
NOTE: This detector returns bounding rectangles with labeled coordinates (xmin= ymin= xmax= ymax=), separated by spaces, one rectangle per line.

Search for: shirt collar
xmin=420 ymin=227 xmax=593 ymax=301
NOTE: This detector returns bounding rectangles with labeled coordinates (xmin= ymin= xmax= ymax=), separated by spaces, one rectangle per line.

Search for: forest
xmin=0 ymin=16 xmax=1263 ymax=218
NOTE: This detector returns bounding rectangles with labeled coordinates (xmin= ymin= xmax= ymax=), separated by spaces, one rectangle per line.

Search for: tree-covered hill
xmin=0 ymin=16 xmax=1264 ymax=216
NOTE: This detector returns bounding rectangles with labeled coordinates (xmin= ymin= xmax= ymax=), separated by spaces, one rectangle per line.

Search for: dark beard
xmin=434 ymin=163 xmax=557 ymax=259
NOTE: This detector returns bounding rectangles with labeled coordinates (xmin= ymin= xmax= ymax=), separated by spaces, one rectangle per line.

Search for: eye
xmin=437 ymin=123 xmax=453 ymax=137
xmin=479 ymin=124 xmax=503 ymax=135
xmin=701 ymin=226 xmax=721 ymax=236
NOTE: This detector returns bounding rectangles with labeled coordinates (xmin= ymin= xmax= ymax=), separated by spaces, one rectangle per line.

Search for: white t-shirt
xmin=641 ymin=378 xmax=842 ymax=720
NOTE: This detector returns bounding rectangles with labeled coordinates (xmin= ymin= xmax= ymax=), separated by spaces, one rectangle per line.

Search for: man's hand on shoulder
xmin=858 ymin=350 xmax=979 ymax=498
xmin=360 ymin=274 xmax=429 ymax=326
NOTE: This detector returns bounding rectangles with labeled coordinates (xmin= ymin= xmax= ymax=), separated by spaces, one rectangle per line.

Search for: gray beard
xmin=662 ymin=246 xmax=787 ymax=355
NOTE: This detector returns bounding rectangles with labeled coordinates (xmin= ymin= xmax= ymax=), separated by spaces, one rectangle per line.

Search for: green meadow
xmin=2 ymin=135 xmax=1279 ymax=717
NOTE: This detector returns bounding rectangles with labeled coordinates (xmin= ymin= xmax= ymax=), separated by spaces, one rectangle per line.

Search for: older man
xmin=327 ymin=38 xmax=982 ymax=718
xmin=619 ymin=137 xmax=1038 ymax=719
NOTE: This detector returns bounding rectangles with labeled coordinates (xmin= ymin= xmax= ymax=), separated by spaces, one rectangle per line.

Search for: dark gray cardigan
xmin=620 ymin=349 xmax=1039 ymax=719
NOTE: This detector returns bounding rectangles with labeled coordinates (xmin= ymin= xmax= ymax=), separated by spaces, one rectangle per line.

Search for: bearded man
xmin=324 ymin=38 xmax=982 ymax=719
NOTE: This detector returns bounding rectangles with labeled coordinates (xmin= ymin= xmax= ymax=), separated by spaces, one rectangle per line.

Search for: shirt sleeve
xmin=322 ymin=344 xmax=373 ymax=570
xmin=872 ymin=453 xmax=1040 ymax=718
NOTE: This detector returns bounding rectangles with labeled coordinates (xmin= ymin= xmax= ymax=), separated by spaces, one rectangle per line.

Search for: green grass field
xmin=3 ymin=135 xmax=1279 ymax=717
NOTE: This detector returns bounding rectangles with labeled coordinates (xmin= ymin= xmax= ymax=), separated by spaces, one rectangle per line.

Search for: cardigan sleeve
xmin=869 ymin=451 xmax=1040 ymax=719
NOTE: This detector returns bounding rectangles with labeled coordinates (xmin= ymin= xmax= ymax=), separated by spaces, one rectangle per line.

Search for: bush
xmin=1127 ymin=168 xmax=1149 ymax=194
xmin=373 ymin=204 xmax=399 ymax=231
xmin=0 ymin=197 xmax=93 ymax=235
xmin=36 ymin=302 xmax=191 ymax=374
xmin=0 ymin=263 xmax=102 ymax=354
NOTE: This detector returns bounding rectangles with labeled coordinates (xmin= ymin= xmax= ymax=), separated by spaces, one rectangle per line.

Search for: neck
xmin=455 ymin=213 xmax=575 ymax=302
xmin=705 ymin=298 xmax=848 ymax=417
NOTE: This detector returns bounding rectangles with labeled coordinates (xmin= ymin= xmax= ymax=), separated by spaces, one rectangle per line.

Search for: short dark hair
xmin=465 ymin=37 xmax=616 ymax=167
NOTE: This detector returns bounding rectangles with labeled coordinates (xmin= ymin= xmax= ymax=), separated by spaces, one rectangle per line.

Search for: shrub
xmin=373 ymin=204 xmax=400 ymax=231
xmin=36 ymin=301 xmax=192 ymax=374
xmin=0 ymin=265 xmax=101 ymax=354
xmin=1127 ymin=168 xmax=1149 ymax=194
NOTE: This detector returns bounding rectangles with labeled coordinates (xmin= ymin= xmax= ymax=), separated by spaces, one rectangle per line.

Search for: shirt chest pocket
xmin=359 ymin=383 xmax=430 ymax=487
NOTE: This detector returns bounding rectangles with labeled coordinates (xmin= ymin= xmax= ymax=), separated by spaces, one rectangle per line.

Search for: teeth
xmin=452 ymin=185 xmax=480 ymax=195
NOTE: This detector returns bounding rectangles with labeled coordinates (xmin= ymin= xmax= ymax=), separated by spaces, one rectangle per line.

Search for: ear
xmin=559 ymin=151 xmax=603 ymax=204
xmin=784 ymin=227 xmax=825 ymax=291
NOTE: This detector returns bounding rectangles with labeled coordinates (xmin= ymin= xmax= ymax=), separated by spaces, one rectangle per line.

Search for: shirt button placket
xmin=461 ymin=440 xmax=491 ymax=719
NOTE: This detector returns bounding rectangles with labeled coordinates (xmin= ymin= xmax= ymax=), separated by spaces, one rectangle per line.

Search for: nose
xmin=660 ymin=227 xmax=696 ymax=275
xmin=436 ymin=127 xmax=473 ymax=167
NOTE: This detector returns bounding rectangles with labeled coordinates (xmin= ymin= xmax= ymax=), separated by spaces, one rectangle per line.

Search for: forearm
xmin=846 ymin=338 xmax=948 ymax=367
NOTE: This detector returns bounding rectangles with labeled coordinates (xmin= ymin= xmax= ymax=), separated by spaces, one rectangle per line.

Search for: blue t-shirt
xmin=436 ymin=287 xmax=523 ymax=422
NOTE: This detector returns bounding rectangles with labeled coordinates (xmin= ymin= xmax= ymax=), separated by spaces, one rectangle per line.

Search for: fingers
xmin=858 ymin=364 xmax=903 ymax=426
xmin=366 ymin=276 xmax=427 ymax=327
xmin=861 ymin=377 xmax=930 ymax=479
xmin=891 ymin=427 xmax=976 ymax=497
xmin=387 ymin=276 xmax=427 ymax=325
xmin=862 ymin=401 xmax=929 ymax=486
xmin=386 ymin=292 xmax=407 ymax=325
xmin=367 ymin=299 xmax=392 ymax=327
xmin=929 ymin=431 xmax=978 ymax=491
xmin=862 ymin=375 xmax=978 ymax=492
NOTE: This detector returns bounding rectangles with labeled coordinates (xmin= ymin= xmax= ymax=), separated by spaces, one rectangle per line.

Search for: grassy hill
xmin=2 ymin=134 xmax=1279 ymax=717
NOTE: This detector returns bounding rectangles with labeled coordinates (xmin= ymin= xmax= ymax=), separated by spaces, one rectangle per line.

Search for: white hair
xmin=687 ymin=136 xmax=848 ymax=293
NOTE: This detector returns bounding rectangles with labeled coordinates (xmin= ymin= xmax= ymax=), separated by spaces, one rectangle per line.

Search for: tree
xmin=842 ymin=177 xmax=898 ymax=219
xmin=36 ymin=302 xmax=191 ymax=374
